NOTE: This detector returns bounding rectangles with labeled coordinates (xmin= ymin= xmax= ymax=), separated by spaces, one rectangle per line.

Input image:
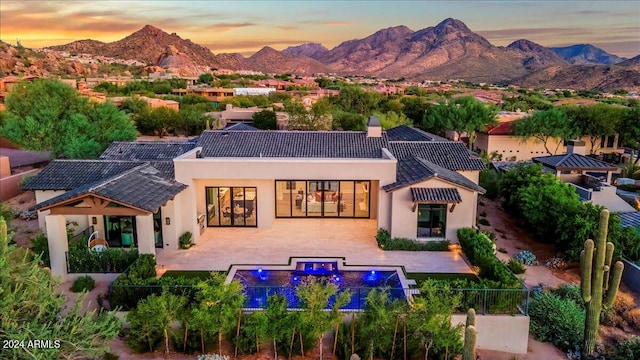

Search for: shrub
xmin=507 ymin=258 xmax=526 ymax=274
xmin=0 ymin=202 xmax=17 ymax=228
xmin=66 ymin=241 xmax=139 ymax=273
xmin=529 ymin=292 xmax=584 ymax=352
xmin=609 ymin=336 xmax=640 ymax=360
xmin=30 ymin=233 xmax=50 ymax=267
xmin=479 ymin=169 xmax=500 ymax=200
xmin=477 ymin=218 xmax=490 ymax=226
xmin=71 ymin=275 xmax=95 ymax=292
xmin=550 ymin=284 xmax=583 ymax=309
xmin=376 ymin=228 xmax=449 ymax=251
xmin=514 ymin=250 xmax=537 ymax=265
xmin=544 ymin=257 xmax=566 ymax=270
xmin=458 ymin=228 xmax=520 ymax=287
xmin=179 ymin=231 xmax=193 ymax=249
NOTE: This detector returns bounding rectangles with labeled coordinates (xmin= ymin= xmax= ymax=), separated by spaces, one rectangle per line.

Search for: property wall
xmin=389 ymin=178 xmax=478 ymax=242
xmin=0 ymin=168 xmax=40 ymax=201
xmin=174 ymin=157 xmax=397 ymax=243
xmin=451 ymin=314 xmax=530 ymax=354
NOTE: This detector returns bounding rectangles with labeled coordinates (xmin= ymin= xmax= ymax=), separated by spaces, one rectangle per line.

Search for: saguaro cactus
xmin=580 ymin=209 xmax=624 ymax=357
xmin=462 ymin=308 xmax=477 ymax=360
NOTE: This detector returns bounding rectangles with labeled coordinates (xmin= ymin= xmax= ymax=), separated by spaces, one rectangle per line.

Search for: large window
xmin=206 ymin=187 xmax=257 ymax=227
xmin=275 ymin=180 xmax=370 ymax=218
xmin=416 ymin=204 xmax=446 ymax=238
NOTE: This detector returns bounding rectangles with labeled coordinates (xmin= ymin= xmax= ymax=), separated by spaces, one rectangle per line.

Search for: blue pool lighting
xmin=371 ymin=270 xmax=376 ymax=275
xmin=258 ymin=268 xmax=263 ymax=273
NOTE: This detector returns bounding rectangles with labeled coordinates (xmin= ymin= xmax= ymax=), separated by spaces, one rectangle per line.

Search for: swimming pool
xmin=231 ymin=260 xmax=408 ymax=310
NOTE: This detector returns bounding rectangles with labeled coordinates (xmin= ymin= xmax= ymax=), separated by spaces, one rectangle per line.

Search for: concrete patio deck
xmin=155 ymin=219 xmax=473 ymax=274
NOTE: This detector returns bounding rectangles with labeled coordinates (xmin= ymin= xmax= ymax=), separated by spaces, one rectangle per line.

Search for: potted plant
xmin=179 ymin=231 xmax=193 ymax=249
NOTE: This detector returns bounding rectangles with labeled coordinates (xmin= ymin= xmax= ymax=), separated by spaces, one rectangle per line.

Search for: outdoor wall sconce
xmin=92 ymin=216 xmax=97 ymax=225
xmin=165 ymin=217 xmax=171 ymax=225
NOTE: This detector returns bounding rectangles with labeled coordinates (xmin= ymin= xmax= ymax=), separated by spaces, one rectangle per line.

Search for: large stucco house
xmin=26 ymin=118 xmax=486 ymax=275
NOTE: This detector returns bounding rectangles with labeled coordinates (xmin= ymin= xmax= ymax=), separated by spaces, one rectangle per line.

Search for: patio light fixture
xmin=92 ymin=216 xmax=97 ymax=225
xmin=165 ymin=217 xmax=170 ymax=225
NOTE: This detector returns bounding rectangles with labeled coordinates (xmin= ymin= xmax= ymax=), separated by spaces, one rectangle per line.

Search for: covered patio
xmin=155 ymin=218 xmax=473 ymax=274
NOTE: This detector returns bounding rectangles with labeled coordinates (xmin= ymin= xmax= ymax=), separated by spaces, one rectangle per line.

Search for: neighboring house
xmin=474 ymin=112 xmax=621 ymax=161
xmin=26 ymin=118 xmax=486 ymax=275
xmin=532 ymin=140 xmax=633 ymax=213
xmin=206 ymin=104 xmax=289 ymax=129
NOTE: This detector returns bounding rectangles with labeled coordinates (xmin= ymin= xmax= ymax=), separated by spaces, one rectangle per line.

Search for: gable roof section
xmin=100 ymin=141 xmax=196 ymax=161
xmin=32 ymin=164 xmax=187 ymax=213
xmin=383 ymin=156 xmax=485 ymax=193
xmin=532 ymin=153 xmax=617 ymax=171
xmin=197 ymin=130 xmax=388 ymax=158
xmin=410 ymin=187 xmax=462 ymax=203
xmin=387 ymin=142 xmax=485 ymax=171
xmin=24 ymin=160 xmax=145 ymax=191
xmin=386 ymin=125 xmax=448 ymax=142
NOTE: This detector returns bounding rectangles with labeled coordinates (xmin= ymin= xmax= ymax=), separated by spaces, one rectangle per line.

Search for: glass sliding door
xmin=206 ymin=186 xmax=257 ymax=227
xmin=275 ymin=180 xmax=370 ymax=218
xmin=104 ymin=215 xmax=137 ymax=247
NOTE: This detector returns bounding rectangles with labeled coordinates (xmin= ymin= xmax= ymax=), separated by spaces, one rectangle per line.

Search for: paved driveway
xmin=156 ymin=219 xmax=473 ymax=274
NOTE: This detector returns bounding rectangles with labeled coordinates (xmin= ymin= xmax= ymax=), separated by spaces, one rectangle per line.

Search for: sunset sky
xmin=1 ymin=1 xmax=639 ymax=58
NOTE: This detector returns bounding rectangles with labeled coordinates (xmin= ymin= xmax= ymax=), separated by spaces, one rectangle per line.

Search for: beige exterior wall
xmin=451 ymin=314 xmax=530 ymax=354
xmin=475 ymin=134 xmax=620 ymax=161
xmin=35 ymin=190 xmax=89 ymax=235
xmin=173 ymin=157 xmax=397 ymax=243
xmin=389 ymin=178 xmax=478 ymax=241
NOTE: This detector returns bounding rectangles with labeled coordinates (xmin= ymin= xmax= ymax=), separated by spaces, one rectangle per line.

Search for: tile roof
xmin=196 ymin=131 xmax=388 ymax=158
xmin=386 ymin=125 xmax=448 ymax=142
xmin=383 ymin=156 xmax=485 ymax=193
xmin=484 ymin=121 xmax=515 ymax=135
xmin=410 ymin=187 xmax=462 ymax=203
xmin=24 ymin=160 xmax=145 ymax=190
xmin=33 ymin=164 xmax=186 ymax=213
xmin=223 ymin=123 xmax=259 ymax=131
xmin=99 ymin=141 xmax=196 ymax=161
xmin=532 ymin=153 xmax=617 ymax=170
xmin=387 ymin=142 xmax=486 ymax=171
xmin=619 ymin=211 xmax=640 ymax=229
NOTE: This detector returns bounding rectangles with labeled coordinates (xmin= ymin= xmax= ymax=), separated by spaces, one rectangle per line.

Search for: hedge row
xmin=376 ymin=228 xmax=450 ymax=251
xmin=457 ymin=228 xmax=520 ymax=288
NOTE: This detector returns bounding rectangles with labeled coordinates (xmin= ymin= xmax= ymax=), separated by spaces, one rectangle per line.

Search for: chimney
xmin=566 ymin=139 xmax=586 ymax=155
xmin=366 ymin=116 xmax=382 ymax=138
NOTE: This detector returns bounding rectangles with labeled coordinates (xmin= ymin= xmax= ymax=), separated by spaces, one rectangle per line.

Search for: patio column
xmin=45 ymin=214 xmax=68 ymax=275
xmin=136 ymin=213 xmax=156 ymax=256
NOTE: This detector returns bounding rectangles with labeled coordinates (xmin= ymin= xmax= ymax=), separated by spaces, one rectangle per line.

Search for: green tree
xmin=198 ymin=73 xmax=214 ymax=84
xmin=126 ymin=292 xmax=187 ymax=353
xmin=179 ymin=105 xmax=209 ymax=136
xmin=296 ymin=278 xmax=351 ymax=360
xmin=406 ymin=282 xmax=464 ymax=360
xmin=563 ymin=104 xmax=623 ymax=154
xmin=190 ymin=273 xmax=245 ymax=354
xmin=513 ymin=108 xmax=576 ymax=155
xmin=252 ymin=109 xmax=277 ymax=130
xmin=359 ymin=289 xmax=405 ymax=360
xmin=373 ymin=111 xmax=413 ymax=130
xmin=333 ymin=86 xmax=382 ymax=115
xmin=619 ymin=107 xmax=640 ymax=165
xmin=401 ymin=97 xmax=433 ymax=126
xmin=422 ymin=96 xmax=498 ymax=148
xmin=136 ymin=106 xmax=180 ymax=137
xmin=0 ymin=218 xmax=121 ymax=359
xmin=285 ymin=98 xmax=333 ymax=130
xmin=332 ymin=111 xmax=366 ymax=131
xmin=1 ymin=79 xmax=136 ymax=158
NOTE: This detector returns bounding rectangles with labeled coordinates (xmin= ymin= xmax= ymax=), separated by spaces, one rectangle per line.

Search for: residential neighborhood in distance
xmin=1 ymin=1 xmax=639 ymax=359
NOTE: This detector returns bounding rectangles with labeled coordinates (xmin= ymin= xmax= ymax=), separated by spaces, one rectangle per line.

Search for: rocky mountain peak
xmin=282 ymin=43 xmax=329 ymax=59
xmin=507 ymin=39 xmax=547 ymax=52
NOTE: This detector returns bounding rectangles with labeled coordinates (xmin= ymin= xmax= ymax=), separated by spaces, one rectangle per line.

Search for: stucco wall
xmin=35 ymin=190 xmax=89 ymax=234
xmin=0 ymin=168 xmax=40 ymax=201
xmin=475 ymin=135 xmax=619 ymax=161
xmin=173 ymin=157 xmax=397 ymax=243
xmin=389 ymin=178 xmax=478 ymax=241
xmin=622 ymin=259 xmax=640 ymax=294
xmin=451 ymin=314 xmax=530 ymax=354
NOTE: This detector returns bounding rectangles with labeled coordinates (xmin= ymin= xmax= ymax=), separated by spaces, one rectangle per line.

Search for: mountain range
xmin=6 ymin=18 xmax=640 ymax=90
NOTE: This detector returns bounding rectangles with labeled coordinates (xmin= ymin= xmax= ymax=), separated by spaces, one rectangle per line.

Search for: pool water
xmin=234 ymin=265 xmax=406 ymax=309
